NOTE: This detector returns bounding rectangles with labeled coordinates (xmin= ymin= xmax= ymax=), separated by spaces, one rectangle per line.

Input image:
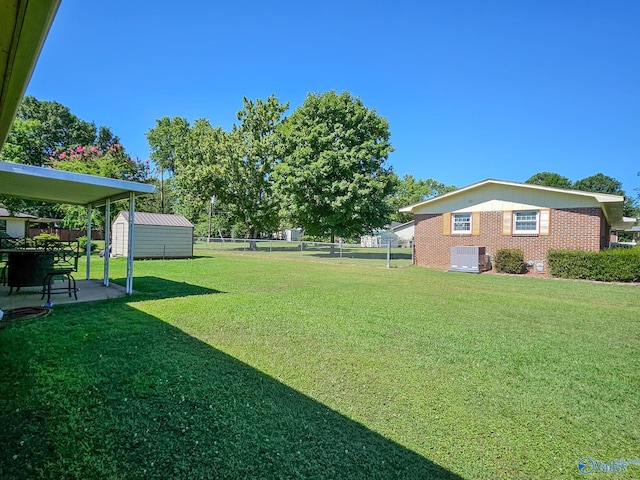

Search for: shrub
xmin=494 ymin=249 xmax=526 ymax=274
xmin=548 ymin=248 xmax=640 ymax=282
xmin=78 ymin=235 xmax=97 ymax=252
xmin=33 ymin=233 xmax=60 ymax=243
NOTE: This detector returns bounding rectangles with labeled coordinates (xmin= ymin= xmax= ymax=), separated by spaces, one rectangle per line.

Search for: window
xmin=513 ymin=211 xmax=539 ymax=234
xmin=452 ymin=213 xmax=471 ymax=234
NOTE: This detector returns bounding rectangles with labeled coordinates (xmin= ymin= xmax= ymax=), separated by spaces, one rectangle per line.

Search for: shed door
xmin=115 ymin=223 xmax=126 ymax=256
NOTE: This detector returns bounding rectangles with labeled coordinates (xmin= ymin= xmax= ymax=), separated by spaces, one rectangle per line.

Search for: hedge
xmin=547 ymin=247 xmax=640 ymax=282
xmin=494 ymin=249 xmax=527 ymax=274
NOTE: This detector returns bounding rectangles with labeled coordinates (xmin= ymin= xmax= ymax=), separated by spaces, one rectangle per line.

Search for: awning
xmin=0 ymin=161 xmax=155 ymax=206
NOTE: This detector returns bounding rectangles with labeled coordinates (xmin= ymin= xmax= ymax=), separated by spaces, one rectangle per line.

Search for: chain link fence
xmin=193 ymin=238 xmax=413 ymax=268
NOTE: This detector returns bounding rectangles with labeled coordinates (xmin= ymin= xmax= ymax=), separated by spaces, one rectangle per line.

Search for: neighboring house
xmin=112 ymin=211 xmax=194 ymax=259
xmin=0 ymin=207 xmax=36 ymax=237
xmin=390 ymin=220 xmax=414 ymax=247
xmin=399 ymin=179 xmax=636 ymax=273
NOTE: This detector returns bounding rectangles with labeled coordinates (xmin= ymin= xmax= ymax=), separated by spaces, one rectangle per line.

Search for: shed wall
xmin=111 ymin=216 xmax=193 ymax=259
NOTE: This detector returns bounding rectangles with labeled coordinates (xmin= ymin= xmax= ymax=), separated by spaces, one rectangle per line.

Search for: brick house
xmin=399 ymin=179 xmax=636 ymax=274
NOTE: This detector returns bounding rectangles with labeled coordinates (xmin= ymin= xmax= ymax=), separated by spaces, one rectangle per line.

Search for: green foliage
xmin=146 ymin=116 xmax=190 ymax=174
xmin=573 ymin=173 xmax=624 ymax=195
xmin=33 ymin=233 xmax=60 ymax=243
xmin=274 ymin=91 xmax=395 ymax=241
xmin=173 ymin=96 xmax=289 ymax=237
xmin=548 ymin=248 xmax=640 ymax=282
xmin=0 ymin=118 xmax=47 ymax=165
xmin=526 ymin=171 xmax=637 ymax=218
xmin=77 ymin=235 xmax=97 ymax=252
xmin=494 ymin=249 xmax=526 ymax=274
xmin=388 ymin=174 xmax=456 ymax=223
xmin=2 ymin=96 xmax=97 ymax=166
xmin=52 ymin=144 xmax=151 ymax=182
xmin=525 ymin=172 xmax=572 ymax=189
xmin=145 ymin=116 xmax=190 ymax=213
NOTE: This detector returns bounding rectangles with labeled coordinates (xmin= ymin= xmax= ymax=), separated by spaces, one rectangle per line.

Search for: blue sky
xmin=26 ymin=0 xmax=639 ymax=196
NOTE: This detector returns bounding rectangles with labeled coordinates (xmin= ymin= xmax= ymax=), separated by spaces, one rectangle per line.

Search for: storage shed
xmin=112 ymin=211 xmax=193 ymax=259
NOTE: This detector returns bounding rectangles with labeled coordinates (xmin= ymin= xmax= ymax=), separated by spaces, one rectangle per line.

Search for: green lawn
xmin=1 ymin=253 xmax=638 ymax=479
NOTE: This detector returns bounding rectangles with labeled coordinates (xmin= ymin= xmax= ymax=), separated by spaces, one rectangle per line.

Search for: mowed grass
xmin=1 ymin=253 xmax=639 ymax=479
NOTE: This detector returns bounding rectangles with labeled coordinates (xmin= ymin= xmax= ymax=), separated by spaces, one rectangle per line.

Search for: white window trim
xmin=513 ymin=210 xmax=539 ymax=234
xmin=452 ymin=213 xmax=472 ymax=234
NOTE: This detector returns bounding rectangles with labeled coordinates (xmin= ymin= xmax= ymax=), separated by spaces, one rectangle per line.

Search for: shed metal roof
xmin=116 ymin=211 xmax=193 ymax=228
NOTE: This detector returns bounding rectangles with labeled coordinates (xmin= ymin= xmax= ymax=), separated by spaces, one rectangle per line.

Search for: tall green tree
xmin=274 ymin=91 xmax=395 ymax=243
xmin=525 ymin=172 xmax=572 ymax=189
xmin=227 ymin=95 xmax=289 ymax=238
xmin=146 ymin=116 xmax=190 ymax=212
xmin=1 ymin=96 xmax=97 ymax=166
xmin=573 ymin=173 xmax=623 ymax=195
xmin=388 ymin=174 xmax=456 ymax=223
xmin=173 ymin=119 xmax=233 ymax=231
xmin=172 ymin=96 xmax=289 ymax=240
xmin=574 ymin=173 xmax=637 ymax=218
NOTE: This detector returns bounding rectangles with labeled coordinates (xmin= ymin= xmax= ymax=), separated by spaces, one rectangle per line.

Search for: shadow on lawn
xmin=114 ymin=275 xmax=226 ymax=300
xmin=0 ymin=302 xmax=462 ymax=479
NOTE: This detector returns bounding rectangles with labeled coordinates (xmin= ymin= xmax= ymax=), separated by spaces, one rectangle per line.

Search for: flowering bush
xmin=50 ymin=143 xmax=151 ymax=183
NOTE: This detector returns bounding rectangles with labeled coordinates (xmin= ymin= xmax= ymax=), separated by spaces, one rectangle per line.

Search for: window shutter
xmin=442 ymin=213 xmax=451 ymax=235
xmin=539 ymin=209 xmax=550 ymax=235
xmin=471 ymin=212 xmax=480 ymax=235
xmin=502 ymin=211 xmax=512 ymax=235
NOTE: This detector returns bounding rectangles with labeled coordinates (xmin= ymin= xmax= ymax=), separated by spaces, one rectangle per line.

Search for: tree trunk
xmin=329 ymin=233 xmax=335 ymax=256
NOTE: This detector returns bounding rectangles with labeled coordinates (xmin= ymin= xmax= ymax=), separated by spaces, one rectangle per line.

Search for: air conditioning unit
xmin=450 ymin=246 xmax=487 ymax=273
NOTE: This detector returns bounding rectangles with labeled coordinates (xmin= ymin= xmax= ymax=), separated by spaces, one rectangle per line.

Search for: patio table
xmin=0 ymin=250 xmax=54 ymax=294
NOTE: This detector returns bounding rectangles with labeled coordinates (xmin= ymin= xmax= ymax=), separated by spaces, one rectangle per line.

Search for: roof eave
xmin=0 ymin=0 xmax=61 ymax=147
xmin=399 ymin=178 xmax=626 ymax=214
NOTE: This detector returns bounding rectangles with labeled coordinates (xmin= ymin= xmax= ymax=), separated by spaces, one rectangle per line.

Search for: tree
xmin=50 ymin=143 xmax=152 ymax=229
xmin=172 ymin=119 xmax=231 ymax=230
xmin=172 ymin=96 xmax=289 ymax=241
xmin=2 ymin=96 xmax=97 ymax=165
xmin=145 ymin=117 xmax=190 ymax=213
xmin=574 ymin=173 xmax=637 ymax=219
xmin=573 ymin=173 xmax=624 ymax=195
xmin=0 ymin=118 xmax=47 ymax=165
xmin=274 ymin=91 xmax=395 ymax=244
xmin=388 ymin=174 xmax=456 ymax=223
xmin=525 ymin=172 xmax=572 ymax=189
xmin=96 ymin=126 xmax=120 ymax=153
xmin=227 ymin=95 xmax=289 ymax=239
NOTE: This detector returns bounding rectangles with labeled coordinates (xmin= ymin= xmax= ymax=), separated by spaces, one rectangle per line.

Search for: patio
xmin=0 ymin=279 xmax=127 ymax=310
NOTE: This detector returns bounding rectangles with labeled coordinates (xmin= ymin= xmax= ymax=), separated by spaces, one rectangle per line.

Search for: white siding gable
xmin=413 ymin=183 xmax=601 ymax=214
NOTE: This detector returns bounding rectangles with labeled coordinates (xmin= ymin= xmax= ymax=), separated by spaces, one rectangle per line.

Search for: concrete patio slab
xmin=0 ymin=279 xmax=127 ymax=310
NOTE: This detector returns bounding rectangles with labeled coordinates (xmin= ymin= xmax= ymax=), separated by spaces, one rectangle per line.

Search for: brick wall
xmin=414 ymin=207 xmax=604 ymax=273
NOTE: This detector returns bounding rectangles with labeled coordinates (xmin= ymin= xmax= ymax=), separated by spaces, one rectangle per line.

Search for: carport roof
xmin=0 ymin=161 xmax=156 ymax=206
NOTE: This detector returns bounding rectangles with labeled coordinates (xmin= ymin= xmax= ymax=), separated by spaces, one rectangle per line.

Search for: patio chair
xmin=0 ymin=254 xmax=6 ymax=286
xmin=41 ymin=241 xmax=79 ymax=303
